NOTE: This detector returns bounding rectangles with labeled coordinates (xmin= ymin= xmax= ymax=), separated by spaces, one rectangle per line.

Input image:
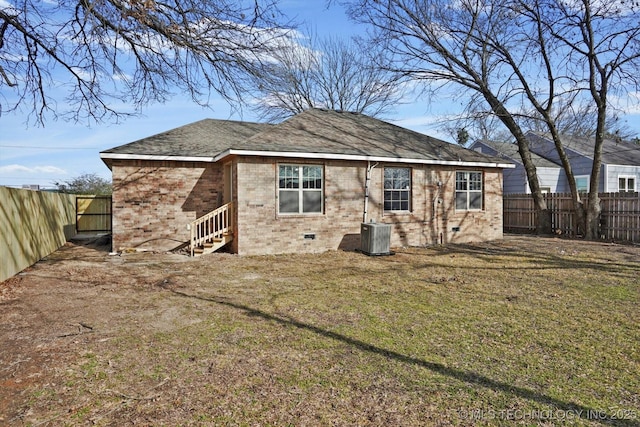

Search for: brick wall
xmin=109 ymin=157 xmax=503 ymax=254
xmin=111 ymin=159 xmax=222 ymax=251
xmin=234 ymin=157 xmax=504 ymax=255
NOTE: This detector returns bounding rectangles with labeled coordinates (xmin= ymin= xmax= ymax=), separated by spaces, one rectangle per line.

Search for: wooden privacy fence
xmin=504 ymin=192 xmax=640 ymax=243
xmin=76 ymin=195 xmax=112 ymax=233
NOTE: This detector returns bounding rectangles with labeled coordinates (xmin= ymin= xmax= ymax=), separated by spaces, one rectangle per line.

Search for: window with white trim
xmin=384 ymin=167 xmax=411 ymax=211
xmin=455 ymin=171 xmax=483 ymax=210
xmin=575 ymin=175 xmax=589 ymax=192
xmin=618 ymin=175 xmax=636 ymax=192
xmin=278 ymin=165 xmax=323 ymax=214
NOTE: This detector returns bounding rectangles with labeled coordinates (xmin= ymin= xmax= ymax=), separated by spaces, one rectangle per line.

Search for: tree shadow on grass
xmin=397 ymin=238 xmax=640 ymax=279
xmin=163 ymin=285 xmax=639 ymax=426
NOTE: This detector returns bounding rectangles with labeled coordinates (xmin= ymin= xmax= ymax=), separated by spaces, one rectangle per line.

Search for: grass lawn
xmin=9 ymin=236 xmax=640 ymax=426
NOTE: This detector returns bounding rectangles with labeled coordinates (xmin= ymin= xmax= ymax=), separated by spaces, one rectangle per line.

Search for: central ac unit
xmin=360 ymin=222 xmax=391 ymax=256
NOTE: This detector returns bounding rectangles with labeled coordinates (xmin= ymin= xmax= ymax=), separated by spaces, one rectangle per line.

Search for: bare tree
xmin=342 ymin=0 xmax=640 ymax=238
xmin=439 ymin=97 xmax=515 ymax=144
xmin=56 ymin=173 xmax=112 ymax=195
xmin=342 ymin=0 xmax=555 ymax=233
xmin=517 ymin=0 xmax=640 ymax=238
xmin=443 ymin=98 xmax=634 ymax=145
xmin=0 ymin=0 xmax=292 ymax=125
xmin=247 ymin=31 xmax=406 ymax=122
xmin=520 ymin=101 xmax=634 ymax=140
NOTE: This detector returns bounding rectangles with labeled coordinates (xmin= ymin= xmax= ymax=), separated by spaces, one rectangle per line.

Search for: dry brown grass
xmin=1 ymin=235 xmax=639 ymax=426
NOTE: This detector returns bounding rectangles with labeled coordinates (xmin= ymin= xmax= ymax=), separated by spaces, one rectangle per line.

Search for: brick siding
xmin=110 ymin=159 xmax=222 ymax=251
xmin=234 ymin=157 xmax=504 ymax=255
xmin=110 ymin=157 xmax=503 ymax=254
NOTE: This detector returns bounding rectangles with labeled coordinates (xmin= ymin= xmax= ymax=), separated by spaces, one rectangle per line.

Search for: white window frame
xmin=384 ymin=167 xmax=412 ymax=212
xmin=277 ymin=164 xmax=323 ymax=215
xmin=455 ymin=171 xmax=483 ymax=211
xmin=618 ymin=175 xmax=636 ymax=193
xmin=575 ymin=175 xmax=590 ymax=192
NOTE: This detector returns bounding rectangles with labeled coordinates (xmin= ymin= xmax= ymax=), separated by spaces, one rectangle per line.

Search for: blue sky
xmin=1 ymin=1 xmax=639 ymax=189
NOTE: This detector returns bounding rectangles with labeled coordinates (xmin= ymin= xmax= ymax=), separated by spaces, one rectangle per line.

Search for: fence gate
xmin=76 ymin=196 xmax=112 ymax=233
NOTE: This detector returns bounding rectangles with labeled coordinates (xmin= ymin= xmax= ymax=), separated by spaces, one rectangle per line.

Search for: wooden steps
xmin=192 ymin=232 xmax=233 ymax=256
xmin=189 ymin=202 xmax=234 ymax=256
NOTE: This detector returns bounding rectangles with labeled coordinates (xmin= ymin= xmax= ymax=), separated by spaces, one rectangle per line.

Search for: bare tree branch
xmin=246 ymin=30 xmax=407 ymax=122
xmin=342 ymin=0 xmax=640 ymax=237
xmin=0 ymin=0 xmax=294 ymax=125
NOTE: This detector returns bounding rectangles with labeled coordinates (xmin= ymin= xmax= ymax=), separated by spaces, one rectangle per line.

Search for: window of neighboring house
xmin=575 ymin=175 xmax=589 ymax=192
xmin=540 ymin=187 xmax=551 ymax=194
xmin=384 ymin=167 xmax=411 ymax=212
xmin=618 ymin=175 xmax=636 ymax=192
xmin=278 ymin=164 xmax=323 ymax=214
xmin=455 ymin=171 xmax=483 ymax=210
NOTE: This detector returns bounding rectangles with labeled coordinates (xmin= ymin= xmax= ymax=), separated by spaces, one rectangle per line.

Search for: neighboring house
xmin=100 ymin=109 xmax=513 ymax=256
xmin=526 ymin=132 xmax=640 ymax=193
xmin=471 ymin=132 xmax=640 ymax=194
xmin=470 ymin=140 xmax=566 ymax=194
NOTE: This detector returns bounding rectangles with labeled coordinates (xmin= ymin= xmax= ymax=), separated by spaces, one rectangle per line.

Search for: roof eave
xmin=99 ymin=150 xmax=515 ymax=169
xmin=99 ymin=153 xmax=215 ymax=162
xmin=217 ymin=149 xmax=515 ymax=168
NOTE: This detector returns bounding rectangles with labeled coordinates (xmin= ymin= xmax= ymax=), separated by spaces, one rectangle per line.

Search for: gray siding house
xmin=469 ymin=140 xmax=566 ymax=194
xmin=526 ymin=132 xmax=640 ymax=193
xmin=471 ymin=132 xmax=640 ymax=194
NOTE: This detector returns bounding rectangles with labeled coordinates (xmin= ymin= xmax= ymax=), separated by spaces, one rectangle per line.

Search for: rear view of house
xmin=100 ymin=109 xmax=513 ymax=255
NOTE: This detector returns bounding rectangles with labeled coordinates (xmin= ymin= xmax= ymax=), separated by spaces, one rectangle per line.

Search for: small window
xmin=278 ymin=165 xmax=323 ymax=214
xmin=384 ymin=167 xmax=411 ymax=211
xmin=455 ymin=171 xmax=483 ymax=210
xmin=618 ymin=176 xmax=636 ymax=193
xmin=575 ymin=175 xmax=589 ymax=192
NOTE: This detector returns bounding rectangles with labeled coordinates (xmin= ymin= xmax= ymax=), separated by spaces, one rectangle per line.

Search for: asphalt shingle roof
xmin=101 ymin=119 xmax=272 ymax=158
xmin=477 ymin=140 xmax=561 ymax=168
xmin=101 ymin=109 xmax=511 ymax=167
xmin=527 ymin=132 xmax=640 ymax=166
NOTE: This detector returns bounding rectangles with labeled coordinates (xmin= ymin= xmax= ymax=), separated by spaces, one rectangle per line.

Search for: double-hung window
xmin=384 ymin=167 xmax=411 ymax=212
xmin=455 ymin=171 xmax=483 ymax=210
xmin=618 ymin=175 xmax=636 ymax=192
xmin=278 ymin=165 xmax=323 ymax=214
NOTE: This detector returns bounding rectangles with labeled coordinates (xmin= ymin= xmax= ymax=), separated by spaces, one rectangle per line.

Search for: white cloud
xmin=0 ymin=164 xmax=67 ymax=175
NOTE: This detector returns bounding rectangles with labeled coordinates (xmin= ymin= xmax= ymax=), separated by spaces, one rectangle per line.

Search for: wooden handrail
xmin=189 ymin=202 xmax=234 ymax=256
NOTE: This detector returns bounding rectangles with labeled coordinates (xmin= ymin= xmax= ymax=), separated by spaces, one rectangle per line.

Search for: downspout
xmin=431 ymin=176 xmax=442 ymax=244
xmin=363 ymin=161 xmax=378 ymax=223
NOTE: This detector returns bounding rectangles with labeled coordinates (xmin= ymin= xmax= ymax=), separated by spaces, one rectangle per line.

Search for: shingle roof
xmin=476 ymin=140 xmax=561 ymax=168
xmin=527 ymin=132 xmax=640 ymax=166
xmin=100 ymin=118 xmax=272 ymax=159
xmin=101 ymin=109 xmax=512 ymax=168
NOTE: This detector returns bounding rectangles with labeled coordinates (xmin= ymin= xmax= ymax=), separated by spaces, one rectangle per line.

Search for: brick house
xmin=100 ymin=109 xmax=513 ymax=255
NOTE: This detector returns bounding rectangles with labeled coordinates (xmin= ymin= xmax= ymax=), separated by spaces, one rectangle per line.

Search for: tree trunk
xmin=584 ymin=191 xmax=601 ymax=239
xmin=536 ymin=205 xmax=552 ymax=235
xmin=484 ymin=93 xmax=552 ymax=234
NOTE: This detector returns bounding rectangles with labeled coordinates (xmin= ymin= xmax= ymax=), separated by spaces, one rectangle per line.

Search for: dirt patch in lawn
xmin=1 ymin=235 xmax=638 ymax=426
